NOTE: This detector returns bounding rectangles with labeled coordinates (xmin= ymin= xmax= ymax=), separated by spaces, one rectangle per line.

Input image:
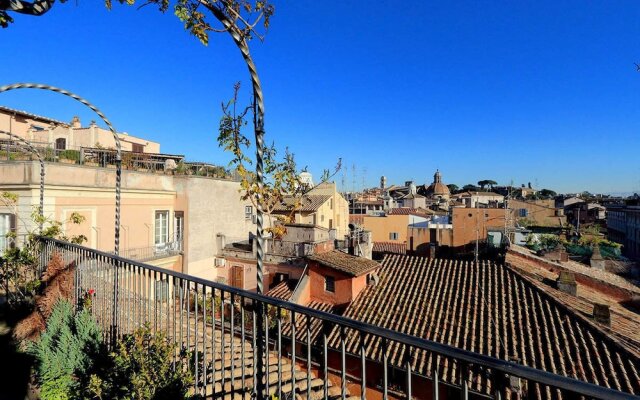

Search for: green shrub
xmin=58 ymin=149 xmax=80 ymax=161
xmin=87 ymin=324 xmax=194 ymax=400
xmin=27 ymin=300 xmax=103 ymax=400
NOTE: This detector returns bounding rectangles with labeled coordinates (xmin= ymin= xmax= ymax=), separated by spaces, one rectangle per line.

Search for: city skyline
xmin=0 ymin=1 xmax=639 ymax=193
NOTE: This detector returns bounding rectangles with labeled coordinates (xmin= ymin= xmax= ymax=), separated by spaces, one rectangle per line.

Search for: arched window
xmin=55 ymin=138 xmax=66 ymax=150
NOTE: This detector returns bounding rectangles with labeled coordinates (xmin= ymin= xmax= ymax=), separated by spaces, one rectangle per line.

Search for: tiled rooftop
xmin=329 ymin=255 xmax=640 ymax=398
xmin=372 ymin=241 xmax=407 ymax=255
xmin=308 ymin=250 xmax=381 ymax=277
xmin=387 ymin=207 xmax=434 ymax=216
xmin=273 ymin=194 xmax=331 ymax=213
xmin=266 ymin=279 xmax=297 ymax=300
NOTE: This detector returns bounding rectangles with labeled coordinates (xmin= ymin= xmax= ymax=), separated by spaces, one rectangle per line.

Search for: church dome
xmin=425 ymin=169 xmax=450 ymax=197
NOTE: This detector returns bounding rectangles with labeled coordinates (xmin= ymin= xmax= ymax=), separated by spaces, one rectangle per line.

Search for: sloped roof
xmin=0 ymin=105 xmax=67 ymax=126
xmin=267 ymin=279 xmax=335 ymax=342
xmin=372 ymin=241 xmax=406 ymax=255
xmin=282 ymin=300 xmax=334 ymax=341
xmin=402 ymin=193 xmax=425 ymax=199
xmin=329 ymin=255 xmax=640 ymax=398
xmin=387 ymin=207 xmax=434 ymax=216
xmin=273 ymin=194 xmax=331 ymax=213
xmin=266 ymin=279 xmax=297 ymax=300
xmin=308 ymin=250 xmax=380 ymax=277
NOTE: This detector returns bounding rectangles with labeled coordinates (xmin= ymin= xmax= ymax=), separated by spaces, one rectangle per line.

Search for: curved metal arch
xmin=0 ymin=83 xmax=123 ymax=254
xmin=0 ymin=130 xmax=45 ymax=230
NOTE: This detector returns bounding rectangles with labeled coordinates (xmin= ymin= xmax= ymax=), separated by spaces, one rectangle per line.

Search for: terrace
xmin=23 ymin=237 xmax=640 ymax=400
xmin=0 ymin=138 xmax=235 ymax=179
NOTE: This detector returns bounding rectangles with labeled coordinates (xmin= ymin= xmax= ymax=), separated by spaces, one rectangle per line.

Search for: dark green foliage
xmin=446 ymin=184 xmax=459 ymax=193
xmin=87 ymin=324 xmax=194 ymax=400
xmin=462 ymin=184 xmax=479 ymax=192
xmin=27 ymin=300 xmax=103 ymax=400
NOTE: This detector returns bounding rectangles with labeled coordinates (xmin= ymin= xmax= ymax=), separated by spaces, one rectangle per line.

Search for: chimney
xmin=593 ymin=303 xmax=611 ymax=326
xmin=71 ymin=116 xmax=81 ymax=129
xmin=556 ymin=271 xmax=577 ymax=296
xmin=216 ymin=233 xmax=226 ymax=252
xmin=428 ymin=243 xmax=436 ymax=259
xmin=590 ymin=244 xmax=606 ymax=270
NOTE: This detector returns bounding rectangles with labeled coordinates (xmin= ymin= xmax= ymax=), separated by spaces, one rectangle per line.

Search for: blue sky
xmin=1 ymin=1 xmax=639 ymax=194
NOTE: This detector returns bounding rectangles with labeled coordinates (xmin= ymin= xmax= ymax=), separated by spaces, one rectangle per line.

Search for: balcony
xmin=34 ymin=237 xmax=639 ymax=400
xmin=117 ymin=240 xmax=183 ymax=263
xmin=0 ymin=139 xmax=236 ymax=179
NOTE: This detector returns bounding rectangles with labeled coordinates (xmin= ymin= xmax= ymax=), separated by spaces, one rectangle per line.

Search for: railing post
xmin=111 ymin=257 xmax=119 ymax=348
xmin=255 ymin=300 xmax=265 ymax=398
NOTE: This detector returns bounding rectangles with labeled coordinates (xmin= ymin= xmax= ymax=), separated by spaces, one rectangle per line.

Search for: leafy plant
xmin=86 ymin=324 xmax=194 ymax=400
xmin=1 ymin=191 xmax=88 ymax=309
xmin=59 ymin=149 xmax=81 ymax=162
xmin=27 ymin=300 xmax=103 ymax=400
xmin=217 ymin=83 xmax=341 ymax=238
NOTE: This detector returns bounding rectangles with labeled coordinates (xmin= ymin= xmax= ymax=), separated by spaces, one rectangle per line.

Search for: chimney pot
xmin=593 ymin=303 xmax=611 ymax=326
xmin=556 ymin=271 xmax=577 ymax=296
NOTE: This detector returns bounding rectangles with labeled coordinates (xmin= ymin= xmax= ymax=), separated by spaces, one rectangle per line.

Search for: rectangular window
xmin=245 ymin=205 xmax=253 ymax=219
xmin=155 ymin=210 xmax=169 ymax=245
xmin=0 ymin=213 xmax=16 ymax=252
xmin=132 ymin=143 xmax=144 ymax=153
xmin=325 ymin=276 xmax=335 ymax=293
xmin=389 ymin=232 xmax=399 ymax=240
xmin=519 ymin=208 xmax=528 ymax=217
xmin=174 ymin=211 xmax=184 ymax=250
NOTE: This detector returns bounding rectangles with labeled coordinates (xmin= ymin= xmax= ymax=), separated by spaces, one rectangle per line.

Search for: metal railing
xmin=37 ymin=237 xmax=640 ymax=400
xmin=117 ymin=240 xmax=183 ymax=262
xmin=0 ymin=139 xmax=235 ymax=179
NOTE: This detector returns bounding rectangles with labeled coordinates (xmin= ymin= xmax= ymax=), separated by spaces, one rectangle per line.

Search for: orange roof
xmin=372 ymin=241 xmax=406 ymax=255
xmin=329 ymin=255 xmax=640 ymax=398
xmin=308 ymin=250 xmax=380 ymax=277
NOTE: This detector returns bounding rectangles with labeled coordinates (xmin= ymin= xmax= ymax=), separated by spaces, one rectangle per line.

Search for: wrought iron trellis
xmin=0 ymin=83 xmax=123 ymax=254
xmin=0 ymin=130 xmax=45 ymax=230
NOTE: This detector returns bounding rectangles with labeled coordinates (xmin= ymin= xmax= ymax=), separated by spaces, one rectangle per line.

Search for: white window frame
xmin=155 ymin=210 xmax=170 ymax=245
xmin=389 ymin=232 xmax=399 ymax=240
xmin=245 ymin=205 xmax=253 ymax=219
xmin=0 ymin=213 xmax=15 ymax=252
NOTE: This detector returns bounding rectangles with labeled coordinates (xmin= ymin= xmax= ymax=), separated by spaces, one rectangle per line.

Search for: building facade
xmin=606 ymin=205 xmax=640 ymax=260
xmin=0 ymin=106 xmax=160 ymax=154
xmin=0 ymin=160 xmax=255 ymax=279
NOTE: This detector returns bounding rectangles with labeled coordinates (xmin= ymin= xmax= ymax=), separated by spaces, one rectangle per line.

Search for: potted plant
xmin=59 ymin=150 xmax=80 ymax=164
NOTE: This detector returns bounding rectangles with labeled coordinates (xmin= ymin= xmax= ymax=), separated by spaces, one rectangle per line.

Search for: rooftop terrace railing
xmin=0 ymin=139 xmax=236 ymax=180
xmin=37 ymin=236 xmax=640 ymax=400
xmin=116 ymin=240 xmax=183 ymax=262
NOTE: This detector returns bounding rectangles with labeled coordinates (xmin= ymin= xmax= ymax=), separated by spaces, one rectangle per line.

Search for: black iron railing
xmin=117 ymin=240 xmax=183 ymax=262
xmin=37 ymin=237 xmax=639 ymax=400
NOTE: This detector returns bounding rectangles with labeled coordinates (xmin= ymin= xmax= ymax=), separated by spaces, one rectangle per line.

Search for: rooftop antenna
xmin=352 ymin=164 xmax=357 ymax=194
xmin=362 ymin=167 xmax=367 ymax=192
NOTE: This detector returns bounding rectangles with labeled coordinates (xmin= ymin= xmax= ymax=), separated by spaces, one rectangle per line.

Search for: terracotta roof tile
xmin=387 ymin=207 xmax=434 ymax=216
xmin=328 ymin=255 xmax=640 ymax=398
xmin=273 ymin=194 xmax=331 ymax=213
xmin=308 ymin=250 xmax=380 ymax=277
xmin=266 ymin=280 xmax=296 ymax=301
xmin=372 ymin=241 xmax=406 ymax=255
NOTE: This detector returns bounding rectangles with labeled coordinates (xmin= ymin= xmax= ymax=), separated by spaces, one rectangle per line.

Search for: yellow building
xmin=273 ymin=182 xmax=349 ymax=239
